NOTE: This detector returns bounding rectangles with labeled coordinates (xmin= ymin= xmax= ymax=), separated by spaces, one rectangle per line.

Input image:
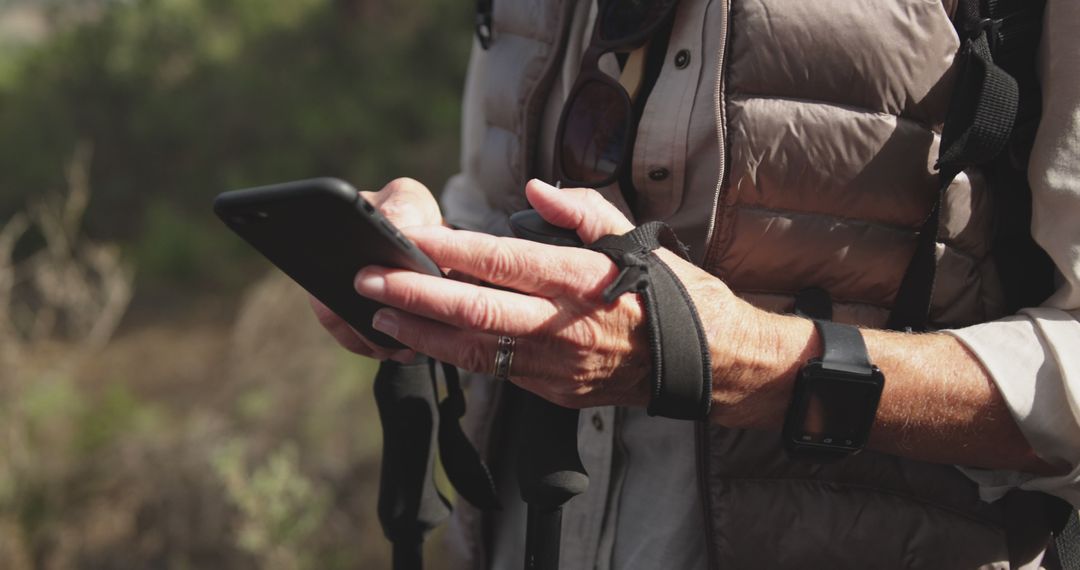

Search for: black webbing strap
xmin=981 ymin=0 xmax=1056 ymax=315
xmin=587 ymin=221 xmax=712 ymax=420
xmin=436 ymin=361 xmax=500 ymax=510
xmin=886 ymin=5 xmax=1019 ymax=332
xmin=1059 ymin=508 xmax=1080 ymax=570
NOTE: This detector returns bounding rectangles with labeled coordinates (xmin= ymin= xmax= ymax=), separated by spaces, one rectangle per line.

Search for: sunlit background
xmin=0 ymin=0 xmax=470 ymax=567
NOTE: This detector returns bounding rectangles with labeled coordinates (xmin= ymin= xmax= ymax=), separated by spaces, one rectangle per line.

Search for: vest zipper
xmin=701 ymin=0 xmax=731 ymax=271
xmin=699 ymin=2 xmax=730 ymax=568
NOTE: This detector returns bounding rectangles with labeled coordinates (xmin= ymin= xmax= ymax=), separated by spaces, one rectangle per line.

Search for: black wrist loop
xmin=435 ymin=361 xmax=500 ymax=510
xmin=588 ymin=221 xmax=712 ymax=421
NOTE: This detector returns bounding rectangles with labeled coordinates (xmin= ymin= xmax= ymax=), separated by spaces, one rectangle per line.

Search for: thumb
xmin=361 ymin=178 xmax=441 ymax=228
xmin=525 ymin=179 xmax=634 ymax=244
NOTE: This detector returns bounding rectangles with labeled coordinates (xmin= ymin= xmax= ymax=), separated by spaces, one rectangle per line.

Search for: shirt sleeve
xmin=949 ymin=311 xmax=1080 ymax=506
xmin=946 ymin=0 xmax=1080 ymax=507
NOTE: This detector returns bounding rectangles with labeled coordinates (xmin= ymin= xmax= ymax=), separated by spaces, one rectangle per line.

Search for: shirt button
xmin=591 ymin=412 xmax=604 ymax=431
xmin=648 ymin=167 xmax=670 ymax=181
xmin=674 ymin=49 xmax=691 ymax=69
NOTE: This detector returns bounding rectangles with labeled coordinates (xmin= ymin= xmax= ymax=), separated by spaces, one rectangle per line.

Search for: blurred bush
xmin=0 ymin=0 xmax=471 ymax=567
xmin=1 ymin=183 xmax=445 ymax=567
xmin=0 ymin=0 xmax=471 ymax=288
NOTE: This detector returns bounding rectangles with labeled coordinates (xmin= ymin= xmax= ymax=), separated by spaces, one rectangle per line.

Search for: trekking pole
xmin=509 ymin=209 xmax=591 ymax=570
xmin=374 ymin=356 xmax=452 ymax=570
xmin=517 ymin=395 xmax=588 ymax=570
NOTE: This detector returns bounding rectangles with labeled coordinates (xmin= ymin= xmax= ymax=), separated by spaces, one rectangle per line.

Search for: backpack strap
xmin=886 ymin=0 xmax=1039 ymax=331
xmin=888 ymin=3 xmax=1078 ymax=566
xmin=978 ymin=0 xmax=1058 ymax=315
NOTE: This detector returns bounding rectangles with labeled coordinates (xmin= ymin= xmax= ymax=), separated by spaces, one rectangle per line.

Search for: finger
xmin=400 ymin=225 xmax=619 ymax=299
xmin=355 ymin=266 xmax=558 ymax=336
xmin=308 ymin=295 xmax=412 ymax=361
xmin=525 ymin=179 xmax=635 ymax=244
xmin=373 ymin=309 xmax=630 ymax=409
xmin=372 ymin=308 xmax=543 ymax=380
xmin=360 ymin=177 xmax=441 ymax=228
xmin=309 ymin=296 xmax=371 ymax=353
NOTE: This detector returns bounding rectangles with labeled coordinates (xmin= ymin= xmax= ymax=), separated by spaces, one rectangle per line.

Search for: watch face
xmin=787 ymin=362 xmax=884 ymax=451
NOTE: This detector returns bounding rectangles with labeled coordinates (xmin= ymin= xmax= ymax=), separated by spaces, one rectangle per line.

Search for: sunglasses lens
xmin=559 ymin=80 xmax=630 ymax=185
xmin=599 ymin=0 xmax=676 ymax=41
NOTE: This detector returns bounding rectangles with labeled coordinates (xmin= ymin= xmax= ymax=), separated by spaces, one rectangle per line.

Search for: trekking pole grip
xmin=374 ymin=356 xmax=451 ymax=570
xmin=509 ymin=208 xmax=590 ymax=570
xmin=517 ymin=394 xmax=588 ymax=570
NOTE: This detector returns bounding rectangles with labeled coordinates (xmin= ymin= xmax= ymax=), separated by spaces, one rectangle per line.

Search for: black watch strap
xmin=814 ymin=319 xmax=872 ymax=373
xmin=784 ymin=318 xmax=883 ymax=462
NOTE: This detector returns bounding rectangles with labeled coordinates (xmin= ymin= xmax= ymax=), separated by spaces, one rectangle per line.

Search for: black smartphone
xmin=213 ymin=177 xmax=440 ymax=349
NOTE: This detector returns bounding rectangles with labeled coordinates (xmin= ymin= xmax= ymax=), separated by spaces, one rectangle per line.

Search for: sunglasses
xmin=553 ymin=0 xmax=680 ymax=188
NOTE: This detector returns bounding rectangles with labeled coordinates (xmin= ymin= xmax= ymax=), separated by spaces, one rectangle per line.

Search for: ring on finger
xmin=492 ymin=335 xmax=516 ymax=380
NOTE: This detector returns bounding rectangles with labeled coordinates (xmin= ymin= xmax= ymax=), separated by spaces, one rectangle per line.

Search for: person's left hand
xmin=355 ymin=179 xmax=763 ymax=413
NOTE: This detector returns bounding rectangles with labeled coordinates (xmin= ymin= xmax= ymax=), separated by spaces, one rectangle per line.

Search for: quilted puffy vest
xmin=440 ymin=0 xmax=1055 ymax=567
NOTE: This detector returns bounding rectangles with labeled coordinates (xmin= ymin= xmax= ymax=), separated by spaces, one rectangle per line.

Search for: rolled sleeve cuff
xmin=946 ymin=308 xmax=1080 ymax=507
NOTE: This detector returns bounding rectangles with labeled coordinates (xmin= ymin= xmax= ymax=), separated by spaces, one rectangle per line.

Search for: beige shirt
xmin=486 ymin=3 xmax=715 ymax=567
xmin=947 ymin=0 xmax=1080 ymax=506
xmin=442 ymin=0 xmax=1080 ymax=567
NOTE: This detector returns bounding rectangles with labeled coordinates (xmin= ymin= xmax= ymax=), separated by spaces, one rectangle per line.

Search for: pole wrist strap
xmin=587 ymin=221 xmax=712 ymax=420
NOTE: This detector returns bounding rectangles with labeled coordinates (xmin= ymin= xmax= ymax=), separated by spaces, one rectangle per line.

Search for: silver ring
xmin=492 ymin=336 xmax=516 ymax=380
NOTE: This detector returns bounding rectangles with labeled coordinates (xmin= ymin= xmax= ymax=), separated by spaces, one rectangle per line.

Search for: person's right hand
xmin=309 ymin=177 xmax=443 ymax=362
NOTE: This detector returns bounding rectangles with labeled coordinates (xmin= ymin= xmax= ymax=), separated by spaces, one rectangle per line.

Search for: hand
xmin=355 ymin=179 xmax=779 ymax=414
xmin=310 ymin=177 xmax=443 ymax=362
xmin=340 ymin=184 xmax=1080 ymax=476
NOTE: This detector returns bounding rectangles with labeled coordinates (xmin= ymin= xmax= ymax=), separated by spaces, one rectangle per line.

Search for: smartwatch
xmin=782 ymin=319 xmax=884 ymax=462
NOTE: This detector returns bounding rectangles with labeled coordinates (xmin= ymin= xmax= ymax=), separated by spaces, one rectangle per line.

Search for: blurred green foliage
xmin=75 ymin=381 xmax=163 ymax=455
xmin=0 ymin=1 xmax=471 ymax=567
xmin=213 ymin=441 xmax=330 ymax=570
xmin=0 ymin=346 xmax=402 ymax=569
xmin=0 ymin=0 xmax=471 ymax=288
xmin=135 ymin=198 xmax=251 ymax=287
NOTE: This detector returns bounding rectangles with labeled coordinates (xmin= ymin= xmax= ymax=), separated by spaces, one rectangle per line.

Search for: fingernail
xmin=530 ymin=178 xmax=557 ymax=192
xmin=372 ymin=309 xmax=399 ymax=337
xmin=355 ymin=270 xmax=386 ymax=297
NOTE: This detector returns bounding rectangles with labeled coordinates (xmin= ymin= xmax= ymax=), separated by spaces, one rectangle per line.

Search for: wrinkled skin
xmin=310 ymin=178 xmax=1059 ymax=475
xmin=313 ymin=177 xmax=759 ymax=412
